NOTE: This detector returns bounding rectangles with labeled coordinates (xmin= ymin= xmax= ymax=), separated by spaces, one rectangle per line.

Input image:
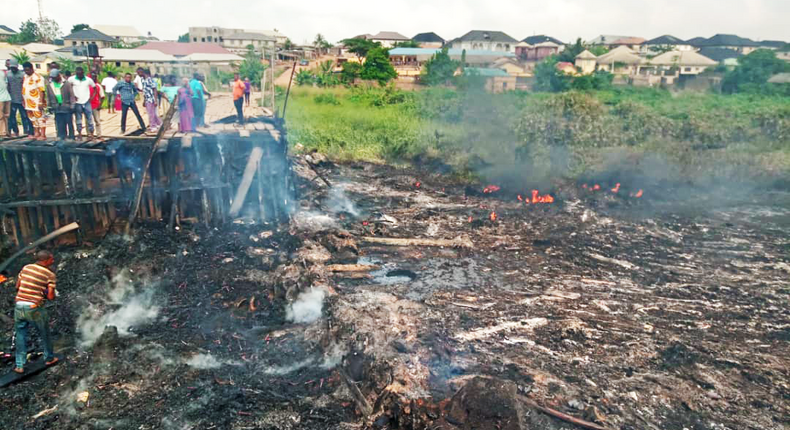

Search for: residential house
xmin=609 ymin=37 xmax=646 ymax=51
xmin=412 ymin=32 xmax=445 ymax=48
xmin=697 ymin=47 xmax=741 ymax=67
xmin=642 ymin=35 xmax=693 ymax=54
xmin=491 ymin=57 xmax=530 ymax=77
xmin=64 ymin=28 xmax=116 ymax=48
xmin=588 ymin=35 xmax=635 ymax=48
xmin=594 ymin=46 xmax=643 ymax=74
xmin=449 ymin=30 xmax=518 ymax=53
xmin=188 ymin=27 xmax=287 ymax=46
xmin=222 ymin=32 xmax=276 ymax=54
xmin=20 ymin=43 xmax=59 ymax=54
xmin=685 ymin=37 xmax=707 ymax=46
xmin=387 ymin=47 xmax=516 ymax=77
xmin=692 ymin=34 xmax=759 ymax=54
xmin=92 ymin=25 xmax=143 ymax=44
xmin=556 ymin=62 xmax=577 ymax=75
xmin=100 ymin=48 xmax=178 ymax=74
xmin=521 ymin=35 xmax=564 ymax=46
xmin=0 ymin=25 xmax=17 ymax=41
xmin=464 ymin=68 xmax=516 ymax=93
xmin=135 ymin=41 xmax=233 ymax=57
xmin=575 ymin=50 xmax=597 ymax=74
xmin=31 ymin=51 xmax=84 ymax=71
xmin=174 ymin=52 xmax=244 ymax=77
xmin=646 ymin=50 xmax=717 ymax=76
xmin=767 ymin=73 xmax=790 ymax=84
xmin=776 ymin=52 xmax=790 ymax=63
xmin=516 ymin=41 xmax=560 ymax=62
xmin=369 ymin=31 xmax=410 ymax=48
xmin=757 ymin=40 xmax=787 ymax=50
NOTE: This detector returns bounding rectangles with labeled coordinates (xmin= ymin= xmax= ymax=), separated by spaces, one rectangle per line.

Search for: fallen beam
xmin=360 ymin=236 xmax=473 ymax=248
xmin=326 ymin=264 xmax=380 ymax=272
xmin=229 ymin=145 xmax=264 ymax=217
xmin=0 ymin=222 xmax=80 ymax=273
xmin=523 ymin=398 xmax=612 ymax=430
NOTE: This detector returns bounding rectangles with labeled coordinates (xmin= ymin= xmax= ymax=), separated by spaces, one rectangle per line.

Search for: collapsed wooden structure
xmin=0 ymin=121 xmax=293 ymax=248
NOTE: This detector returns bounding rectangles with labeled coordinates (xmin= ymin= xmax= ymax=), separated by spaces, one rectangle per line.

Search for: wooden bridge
xmin=0 ymin=93 xmax=294 ymax=248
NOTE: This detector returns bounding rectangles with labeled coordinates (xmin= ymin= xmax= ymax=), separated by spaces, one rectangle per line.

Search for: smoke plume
xmin=286 ymin=287 xmax=327 ymax=324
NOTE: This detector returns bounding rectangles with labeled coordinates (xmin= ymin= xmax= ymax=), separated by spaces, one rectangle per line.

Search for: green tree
xmin=177 ymin=33 xmax=190 ymax=43
xmin=421 ymin=47 xmax=459 ymax=86
xmin=35 ymin=17 xmax=61 ymax=43
xmin=340 ymin=61 xmax=362 ymax=83
xmin=283 ymin=38 xmax=294 ymax=50
xmin=56 ymin=56 xmax=76 ymax=75
xmin=558 ymin=38 xmax=585 ymax=63
xmin=9 ymin=20 xmax=38 ymax=44
xmin=360 ymin=47 xmax=397 ymax=85
xmin=314 ymin=33 xmax=332 ymax=55
xmin=534 ymin=56 xmax=571 ymax=92
xmin=10 ymin=50 xmax=31 ymax=64
xmin=340 ymin=38 xmax=381 ymax=58
xmin=237 ymin=46 xmax=266 ymax=86
xmin=70 ymin=24 xmax=90 ymax=33
xmin=722 ymin=49 xmax=790 ymax=93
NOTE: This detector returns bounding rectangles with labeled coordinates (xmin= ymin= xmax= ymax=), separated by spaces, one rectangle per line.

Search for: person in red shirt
xmin=232 ymin=73 xmax=245 ymax=124
xmin=89 ymin=72 xmax=104 ymax=137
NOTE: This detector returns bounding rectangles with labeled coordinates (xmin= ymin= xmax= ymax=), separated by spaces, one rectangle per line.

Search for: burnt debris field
xmin=1 ymin=157 xmax=789 ymax=430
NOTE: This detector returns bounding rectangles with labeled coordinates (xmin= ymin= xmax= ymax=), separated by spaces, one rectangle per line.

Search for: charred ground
xmin=1 ymin=158 xmax=789 ymax=430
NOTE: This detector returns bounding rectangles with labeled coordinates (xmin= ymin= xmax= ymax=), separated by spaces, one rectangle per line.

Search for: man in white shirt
xmin=101 ymin=72 xmax=118 ymax=113
xmin=68 ymin=66 xmax=96 ymax=139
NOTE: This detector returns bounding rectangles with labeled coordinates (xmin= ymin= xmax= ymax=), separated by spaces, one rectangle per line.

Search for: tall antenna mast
xmin=37 ymin=0 xmax=44 ymax=20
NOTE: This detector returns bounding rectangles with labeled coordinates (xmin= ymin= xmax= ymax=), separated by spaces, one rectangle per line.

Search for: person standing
xmin=0 ymin=64 xmax=10 ymax=137
xmin=154 ymin=73 xmax=163 ymax=114
xmin=89 ymin=72 xmax=104 ymax=137
xmin=142 ymin=69 xmax=161 ymax=132
xmin=22 ymin=62 xmax=47 ymax=141
xmin=177 ymin=77 xmax=194 ymax=132
xmin=244 ymin=77 xmax=251 ymax=107
xmin=114 ymin=73 xmax=146 ymax=134
xmin=13 ymin=250 xmax=60 ymax=374
xmin=6 ymin=59 xmax=33 ymax=137
xmin=232 ymin=73 xmax=245 ymax=124
xmin=188 ymin=74 xmax=205 ymax=129
xmin=68 ymin=67 xmax=96 ymax=140
xmin=45 ymin=70 xmax=76 ymax=140
xmin=101 ymin=72 xmax=118 ymax=113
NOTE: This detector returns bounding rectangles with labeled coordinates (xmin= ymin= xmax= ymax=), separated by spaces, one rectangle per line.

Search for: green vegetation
xmin=360 ymin=47 xmax=397 ymax=85
xmin=340 ymin=38 xmax=381 ymax=57
xmin=70 ymin=24 xmax=90 ymax=33
xmin=8 ymin=17 xmax=61 ymax=44
xmin=285 ymin=85 xmax=790 ymax=182
xmin=177 ymin=33 xmax=190 ymax=43
xmin=10 ymin=50 xmax=31 ymax=65
xmin=722 ymin=49 xmax=790 ymax=95
xmin=394 ymin=40 xmax=421 ymax=48
xmin=236 ymin=46 xmax=266 ymax=87
xmin=421 ymin=47 xmax=460 ymax=86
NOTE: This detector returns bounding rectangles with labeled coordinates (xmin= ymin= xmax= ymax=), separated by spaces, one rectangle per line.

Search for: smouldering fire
xmin=0 ymin=275 xmax=6 ymax=284
xmin=530 ymin=190 xmax=555 ymax=204
xmin=414 ymin=181 xmax=421 ymax=188
xmin=483 ymin=185 xmax=501 ymax=194
xmin=583 ymin=182 xmax=643 ymax=198
xmin=611 ymin=183 xmax=621 ymax=193
xmin=489 ymin=211 xmax=498 ymax=222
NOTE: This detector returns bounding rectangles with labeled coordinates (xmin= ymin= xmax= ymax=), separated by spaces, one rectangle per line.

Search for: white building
xmin=449 ymin=30 xmax=518 ymax=53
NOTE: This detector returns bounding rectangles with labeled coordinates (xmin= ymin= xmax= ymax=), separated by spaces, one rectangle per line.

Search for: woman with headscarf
xmin=177 ymin=77 xmax=194 ymax=132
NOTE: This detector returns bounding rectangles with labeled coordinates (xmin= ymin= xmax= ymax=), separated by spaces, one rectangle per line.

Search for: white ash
xmin=286 ymin=287 xmax=327 ymax=324
xmin=263 ymin=358 xmax=315 ymax=375
xmin=185 ymin=353 xmax=239 ymax=369
xmin=292 ymin=211 xmax=338 ymax=232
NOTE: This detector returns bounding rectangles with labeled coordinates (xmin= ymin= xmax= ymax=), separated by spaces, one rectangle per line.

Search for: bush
xmin=314 ymin=93 xmax=340 ymax=105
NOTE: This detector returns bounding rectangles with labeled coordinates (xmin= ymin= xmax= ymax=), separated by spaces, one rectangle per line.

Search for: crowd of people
xmin=0 ymin=60 xmax=253 ymax=141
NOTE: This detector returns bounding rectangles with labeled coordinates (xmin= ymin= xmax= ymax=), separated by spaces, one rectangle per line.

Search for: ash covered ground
xmin=1 ymin=158 xmax=789 ymax=430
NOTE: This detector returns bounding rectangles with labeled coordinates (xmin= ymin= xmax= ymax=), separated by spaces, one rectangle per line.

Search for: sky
xmin=5 ymin=0 xmax=789 ymax=45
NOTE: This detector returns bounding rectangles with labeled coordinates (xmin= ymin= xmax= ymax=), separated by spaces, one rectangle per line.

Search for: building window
xmin=201 ymin=37 xmax=205 ymax=42
xmin=129 ymin=62 xmax=135 ymax=66
xmin=193 ymin=37 xmax=197 ymax=42
xmin=684 ymin=67 xmax=692 ymax=72
xmin=116 ymin=62 xmax=121 ymax=67
xmin=213 ymin=28 xmax=218 ymax=33
xmin=35 ymin=64 xmax=40 ymax=69
xmin=219 ymin=37 xmax=223 ymax=42
xmin=72 ymin=41 xmax=77 ymax=46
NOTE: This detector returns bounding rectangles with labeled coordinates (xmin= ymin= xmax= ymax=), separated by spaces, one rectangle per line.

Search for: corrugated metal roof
xmin=645 ymin=35 xmax=687 ymax=45
xmin=225 ymin=32 xmax=276 ymax=41
xmin=456 ymin=30 xmax=518 ymax=43
xmin=0 ymin=25 xmax=17 ymax=35
xmin=371 ymin=31 xmax=410 ymax=41
xmin=100 ymin=48 xmax=178 ymax=62
xmin=412 ymin=32 xmax=444 ymax=43
xmin=135 ymin=41 xmax=231 ymax=56
xmin=179 ymin=53 xmax=244 ymax=62
xmin=522 ymin=35 xmax=563 ymax=45
xmin=92 ymin=25 xmax=142 ymax=38
xmin=389 ymin=47 xmax=515 ymax=57
xmin=20 ymin=43 xmax=59 ymax=54
xmin=596 ymin=46 xmax=642 ymax=64
xmin=464 ymin=67 xmax=509 ymax=77
xmin=649 ymin=50 xmax=718 ymax=66
xmin=64 ymin=28 xmax=115 ymax=42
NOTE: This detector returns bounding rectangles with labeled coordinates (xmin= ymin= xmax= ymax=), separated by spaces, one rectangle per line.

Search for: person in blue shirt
xmin=188 ymin=74 xmax=206 ymax=129
xmin=113 ymin=73 xmax=146 ymax=134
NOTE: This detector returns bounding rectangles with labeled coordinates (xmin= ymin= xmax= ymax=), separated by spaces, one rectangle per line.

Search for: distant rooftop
xmin=225 ymin=32 xmax=276 ymax=41
xmin=92 ymin=25 xmax=142 ymax=38
xmin=412 ymin=32 xmax=444 ymax=43
xmin=135 ymin=41 xmax=231 ymax=57
xmin=464 ymin=67 xmax=510 ymax=77
xmin=64 ymin=28 xmax=115 ymax=42
xmin=522 ymin=35 xmax=564 ymax=45
xmin=389 ymin=47 xmax=515 ymax=57
xmin=371 ymin=31 xmax=409 ymax=41
xmin=0 ymin=25 xmax=17 ymax=35
xmin=695 ymin=34 xmax=759 ymax=47
xmin=455 ymin=30 xmax=518 ymax=43
xmin=645 ymin=35 xmax=688 ymax=45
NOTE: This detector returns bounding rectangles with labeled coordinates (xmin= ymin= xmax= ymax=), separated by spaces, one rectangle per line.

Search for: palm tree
xmin=10 ymin=50 xmax=31 ymax=65
xmin=313 ymin=33 xmax=332 ymax=56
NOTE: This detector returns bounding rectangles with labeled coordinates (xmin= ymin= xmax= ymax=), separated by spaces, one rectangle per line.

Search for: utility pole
xmin=270 ymin=48 xmax=276 ymax=117
xmin=37 ymin=0 xmax=44 ymax=20
xmin=260 ymin=47 xmax=267 ymax=111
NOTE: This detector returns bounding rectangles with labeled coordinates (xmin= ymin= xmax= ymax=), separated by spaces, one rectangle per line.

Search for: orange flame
xmin=593 ymin=184 xmax=601 ymax=191
xmin=489 ymin=212 xmax=497 ymax=222
xmin=531 ymin=190 xmax=555 ymax=204
xmin=0 ymin=275 xmax=6 ymax=284
xmin=635 ymin=189 xmax=643 ymax=198
xmin=414 ymin=181 xmax=421 ymax=188
xmin=468 ymin=216 xmax=473 ymax=223
xmin=483 ymin=185 xmax=501 ymax=194
xmin=611 ymin=183 xmax=621 ymax=193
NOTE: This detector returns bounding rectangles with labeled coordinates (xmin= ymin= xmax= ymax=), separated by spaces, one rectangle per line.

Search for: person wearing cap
xmin=21 ymin=62 xmax=47 ymax=141
xmin=46 ymin=70 xmax=76 ymax=140
xmin=13 ymin=250 xmax=59 ymax=373
xmin=6 ymin=59 xmax=33 ymax=137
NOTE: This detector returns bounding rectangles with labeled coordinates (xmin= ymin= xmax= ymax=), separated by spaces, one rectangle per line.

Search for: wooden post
xmin=256 ymin=157 xmax=266 ymax=222
xmin=125 ymin=95 xmax=179 ymax=234
xmin=167 ymin=139 xmax=183 ymax=230
xmin=270 ymin=49 xmax=276 ymax=116
xmin=228 ymin=145 xmax=263 ymax=218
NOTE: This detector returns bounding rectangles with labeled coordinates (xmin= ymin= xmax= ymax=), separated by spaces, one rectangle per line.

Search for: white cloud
xmin=5 ymin=0 xmax=788 ymax=44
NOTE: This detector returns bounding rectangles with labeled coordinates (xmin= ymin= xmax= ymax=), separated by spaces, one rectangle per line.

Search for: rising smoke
xmin=326 ymin=184 xmax=360 ymax=216
xmin=285 ymin=287 xmax=327 ymax=324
